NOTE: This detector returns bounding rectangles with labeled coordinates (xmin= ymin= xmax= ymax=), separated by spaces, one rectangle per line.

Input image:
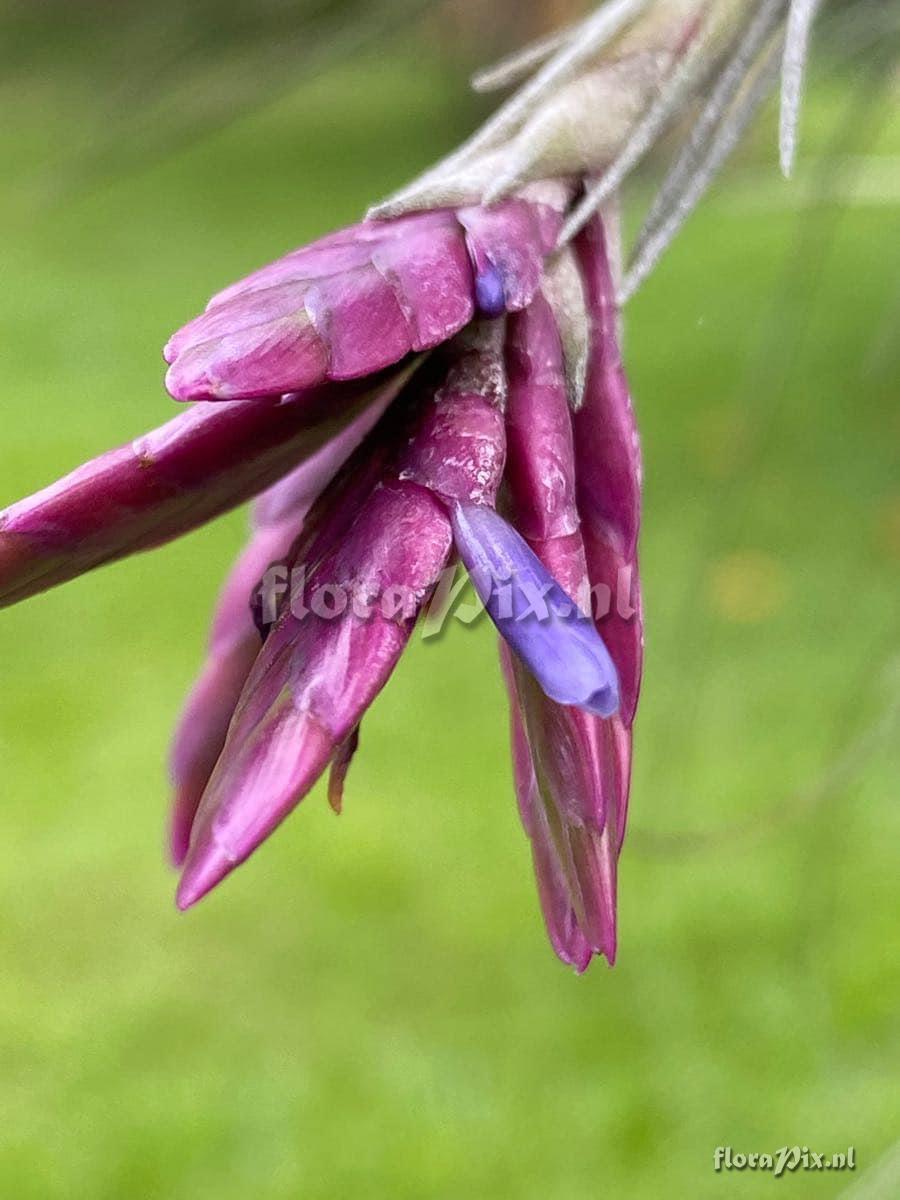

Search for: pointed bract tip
xmin=164 ymin=360 xmax=208 ymax=403
xmin=176 ymin=840 xmax=239 ymax=911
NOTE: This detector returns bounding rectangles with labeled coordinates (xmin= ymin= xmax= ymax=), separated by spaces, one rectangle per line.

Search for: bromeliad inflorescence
xmin=0 ymin=0 xmax=823 ymax=970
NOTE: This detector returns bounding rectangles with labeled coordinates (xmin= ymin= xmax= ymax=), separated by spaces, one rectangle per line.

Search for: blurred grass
xmin=0 ymin=46 xmax=898 ymax=1200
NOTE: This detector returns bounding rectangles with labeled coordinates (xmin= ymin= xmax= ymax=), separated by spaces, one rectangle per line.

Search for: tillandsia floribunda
xmin=0 ymin=0 xmax=825 ymax=971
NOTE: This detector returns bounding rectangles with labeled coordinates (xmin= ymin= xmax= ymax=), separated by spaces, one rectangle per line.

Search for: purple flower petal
xmin=451 ymin=502 xmax=620 ymax=718
xmin=474 ymin=265 xmax=507 ymax=317
xmin=457 ymin=198 xmax=558 ymax=312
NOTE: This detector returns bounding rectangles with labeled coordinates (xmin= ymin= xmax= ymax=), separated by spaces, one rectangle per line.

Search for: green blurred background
xmin=0 ymin=4 xmax=897 ymax=1197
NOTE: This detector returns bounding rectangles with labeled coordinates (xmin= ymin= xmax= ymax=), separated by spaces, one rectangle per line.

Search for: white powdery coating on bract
xmin=541 ymin=248 xmax=590 ymax=412
xmin=780 ymin=0 xmax=823 ymax=176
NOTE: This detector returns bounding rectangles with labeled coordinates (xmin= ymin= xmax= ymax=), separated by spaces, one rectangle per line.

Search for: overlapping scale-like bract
xmin=0 ymin=374 xmax=404 ymax=610
xmin=500 ymin=294 xmax=631 ymax=969
xmin=575 ymin=215 xmax=645 ymax=852
xmin=176 ymin=325 xmax=510 ymax=909
xmin=0 ymin=169 xmax=645 ymax=973
xmin=164 ymin=196 xmax=565 ymax=403
xmin=168 ymin=387 xmax=396 ymax=865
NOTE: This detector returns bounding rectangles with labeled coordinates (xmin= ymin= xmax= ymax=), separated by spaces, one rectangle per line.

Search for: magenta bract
xmin=168 ymin=384 xmax=400 ymax=864
xmin=176 ymin=324 xmax=509 ymax=908
xmin=1 ymin=186 xmax=645 ymax=972
xmin=164 ymin=198 xmax=564 ymax=402
xmin=0 ymin=374 xmax=403 ymax=609
xmin=574 ymin=216 xmax=644 ymax=729
xmin=498 ymin=285 xmax=644 ymax=968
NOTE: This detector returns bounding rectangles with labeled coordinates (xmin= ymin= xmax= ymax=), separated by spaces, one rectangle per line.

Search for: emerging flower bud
xmin=451 ymin=502 xmax=620 ymax=719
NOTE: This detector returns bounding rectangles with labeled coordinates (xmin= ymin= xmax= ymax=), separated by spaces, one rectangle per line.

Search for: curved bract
xmin=164 ymin=195 xmax=566 ymax=402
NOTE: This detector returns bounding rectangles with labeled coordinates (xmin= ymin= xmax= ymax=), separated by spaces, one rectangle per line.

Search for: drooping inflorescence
xmin=0 ymin=0 xmax=828 ymax=969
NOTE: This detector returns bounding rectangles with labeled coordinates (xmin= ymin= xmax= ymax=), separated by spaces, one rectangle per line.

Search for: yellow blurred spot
xmin=708 ymin=551 xmax=790 ymax=624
